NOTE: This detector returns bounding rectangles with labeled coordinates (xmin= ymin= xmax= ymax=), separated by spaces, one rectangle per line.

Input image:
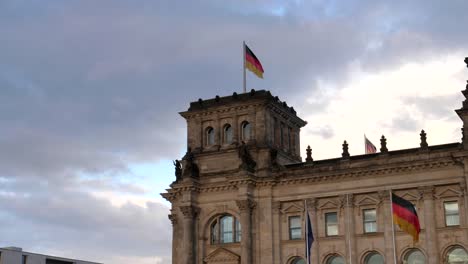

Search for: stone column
xmin=419 ymin=186 xmax=439 ymax=264
xmin=379 ymin=191 xmax=396 ymax=264
xmin=306 ymin=198 xmax=320 ymax=264
xmin=168 ymin=213 xmax=178 ymax=264
xmin=343 ymin=194 xmax=357 ymax=264
xmin=180 ymin=205 xmax=198 ymax=264
xmin=237 ymin=199 xmax=255 ymax=264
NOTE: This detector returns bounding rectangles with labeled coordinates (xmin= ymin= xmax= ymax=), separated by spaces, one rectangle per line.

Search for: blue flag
xmin=306 ymin=208 xmax=314 ymax=264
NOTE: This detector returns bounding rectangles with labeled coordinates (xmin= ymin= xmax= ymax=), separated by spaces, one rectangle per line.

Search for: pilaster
xmin=306 ymin=198 xmax=319 ymax=264
xmin=180 ymin=205 xmax=199 ymax=264
xmin=236 ymin=199 xmax=256 ymax=264
xmin=378 ymin=190 xmax=396 ymax=264
xmin=418 ymin=186 xmax=438 ymax=264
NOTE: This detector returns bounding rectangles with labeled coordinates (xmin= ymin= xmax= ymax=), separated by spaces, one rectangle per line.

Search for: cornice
xmin=162 ymin=155 xmax=463 ymax=197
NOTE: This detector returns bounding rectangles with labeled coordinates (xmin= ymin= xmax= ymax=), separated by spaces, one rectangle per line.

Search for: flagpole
xmin=243 ymin=41 xmax=246 ymax=93
xmin=389 ymin=190 xmax=397 ymax=264
xmin=305 ymin=199 xmax=309 ymax=264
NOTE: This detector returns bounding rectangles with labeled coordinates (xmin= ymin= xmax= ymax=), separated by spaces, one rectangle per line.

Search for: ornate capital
xmin=378 ymin=190 xmax=391 ymax=202
xmin=236 ymin=199 xmax=256 ymax=212
xmin=418 ymin=186 xmax=435 ymax=200
xmin=306 ymin=198 xmax=317 ymax=209
xmin=180 ymin=205 xmax=199 ymax=219
xmin=168 ymin=214 xmax=177 ymax=225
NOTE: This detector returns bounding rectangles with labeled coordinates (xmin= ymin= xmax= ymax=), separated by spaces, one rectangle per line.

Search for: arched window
xmin=404 ymin=249 xmax=425 ymax=264
xmin=447 ymin=247 xmax=468 ymax=263
xmin=206 ymin=127 xmax=215 ymax=146
xmin=210 ymin=215 xmax=241 ymax=244
xmin=223 ymin=124 xmax=233 ymax=144
xmin=241 ymin=121 xmax=251 ymax=141
xmin=290 ymin=257 xmax=306 ymax=264
xmin=326 ymin=255 xmax=345 ymax=264
xmin=364 ymin=252 xmax=384 ymax=264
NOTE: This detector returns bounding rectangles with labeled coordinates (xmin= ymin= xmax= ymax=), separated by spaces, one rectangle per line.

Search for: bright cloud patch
xmin=301 ymin=55 xmax=466 ymax=159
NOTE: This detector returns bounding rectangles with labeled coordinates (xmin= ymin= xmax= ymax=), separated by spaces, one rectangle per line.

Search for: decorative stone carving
xmin=238 ymin=141 xmax=256 ymax=172
xmin=420 ymin=130 xmax=428 ymax=149
xmin=306 ymin=145 xmax=313 ymax=163
xmin=236 ymin=199 xmax=256 ymax=212
xmin=180 ymin=205 xmax=199 ymax=219
xmin=342 ymin=141 xmax=350 ymax=158
xmin=306 ymin=198 xmax=317 ymax=209
xmin=204 ymin=247 xmax=240 ymax=264
xmin=173 ymin=159 xmax=182 ymax=183
xmin=378 ymin=190 xmax=391 ymax=202
xmin=418 ymin=186 xmax=435 ymax=200
xmin=182 ymin=148 xmax=199 ymax=179
xmin=380 ymin=135 xmax=388 ymax=153
xmin=168 ymin=214 xmax=177 ymax=226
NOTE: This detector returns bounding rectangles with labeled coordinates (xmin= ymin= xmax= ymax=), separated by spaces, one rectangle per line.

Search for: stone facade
xmin=162 ymin=59 xmax=468 ymax=264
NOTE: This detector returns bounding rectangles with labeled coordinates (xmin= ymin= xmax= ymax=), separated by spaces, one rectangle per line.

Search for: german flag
xmin=392 ymin=193 xmax=421 ymax=242
xmin=245 ymin=44 xmax=264 ymax=78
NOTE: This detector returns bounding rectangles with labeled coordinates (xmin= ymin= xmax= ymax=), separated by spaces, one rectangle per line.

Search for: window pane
xmin=364 ymin=209 xmax=377 ymax=233
xmin=445 ymin=202 xmax=460 ymax=226
xmin=365 ymin=253 xmax=384 ymax=264
xmin=207 ymin=128 xmax=215 ymax=145
xmin=221 ymin=216 xmax=233 ymax=243
xmin=289 ymin=216 xmax=302 ymax=240
xmin=326 ymin=212 xmax=338 ymax=236
xmin=364 ymin=209 xmax=376 ymax=221
xmin=242 ymin=122 xmax=251 ymax=141
xmin=406 ymin=250 xmax=425 ymax=264
xmin=327 ymin=256 xmax=345 ymax=264
xmin=224 ymin=125 xmax=233 ymax=144
xmin=291 ymin=257 xmax=306 ymax=264
xmin=448 ymin=248 xmax=468 ymax=263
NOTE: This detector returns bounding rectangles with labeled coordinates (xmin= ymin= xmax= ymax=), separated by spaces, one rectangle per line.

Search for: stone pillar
xmin=168 ymin=213 xmax=178 ymax=264
xmin=237 ymin=199 xmax=255 ymax=264
xmin=306 ymin=198 xmax=320 ymax=264
xmin=180 ymin=205 xmax=198 ymax=264
xmin=419 ymin=186 xmax=439 ymax=264
xmin=379 ymin=191 xmax=396 ymax=264
xmin=233 ymin=114 xmax=239 ymax=144
xmin=343 ymin=194 xmax=357 ymax=264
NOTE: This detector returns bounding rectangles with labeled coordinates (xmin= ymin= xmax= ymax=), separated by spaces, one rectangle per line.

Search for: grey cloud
xmin=402 ymin=94 xmax=463 ymax=121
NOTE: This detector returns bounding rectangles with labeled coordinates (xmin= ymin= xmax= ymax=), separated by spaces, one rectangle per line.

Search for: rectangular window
xmin=325 ymin=212 xmax=338 ymax=236
xmin=22 ymin=255 xmax=27 ymax=264
xmin=363 ymin=209 xmax=377 ymax=233
xmin=444 ymin=201 xmax=460 ymax=226
xmin=289 ymin=216 xmax=302 ymax=240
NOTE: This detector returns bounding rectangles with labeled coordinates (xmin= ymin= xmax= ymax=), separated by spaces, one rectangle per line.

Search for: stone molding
xmin=168 ymin=214 xmax=177 ymax=226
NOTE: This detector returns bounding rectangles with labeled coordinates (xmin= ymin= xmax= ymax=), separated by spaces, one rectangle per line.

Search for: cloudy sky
xmin=1 ymin=0 xmax=467 ymax=263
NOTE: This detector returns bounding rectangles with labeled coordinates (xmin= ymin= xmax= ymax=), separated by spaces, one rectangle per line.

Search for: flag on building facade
xmin=365 ymin=135 xmax=377 ymax=154
xmin=391 ymin=193 xmax=421 ymax=242
xmin=244 ymin=44 xmax=264 ymax=78
xmin=305 ymin=207 xmax=314 ymax=264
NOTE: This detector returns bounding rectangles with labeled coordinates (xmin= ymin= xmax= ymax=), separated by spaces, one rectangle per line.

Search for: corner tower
xmin=179 ymin=89 xmax=307 ymax=175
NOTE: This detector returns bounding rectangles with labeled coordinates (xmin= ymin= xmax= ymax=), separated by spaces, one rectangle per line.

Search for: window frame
xmin=325 ymin=212 xmax=339 ymax=236
xmin=288 ymin=215 xmax=302 ymax=240
xmin=444 ymin=201 xmax=460 ymax=227
xmin=210 ymin=214 xmax=241 ymax=245
xmin=363 ymin=208 xmax=377 ymax=233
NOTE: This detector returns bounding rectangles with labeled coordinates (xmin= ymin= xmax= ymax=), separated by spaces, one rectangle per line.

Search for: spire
xmin=380 ymin=135 xmax=388 ymax=153
xmin=342 ymin=140 xmax=350 ymax=158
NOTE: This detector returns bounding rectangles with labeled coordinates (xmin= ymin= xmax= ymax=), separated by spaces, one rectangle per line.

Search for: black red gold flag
xmin=245 ymin=44 xmax=264 ymax=78
xmin=392 ymin=193 xmax=421 ymax=242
